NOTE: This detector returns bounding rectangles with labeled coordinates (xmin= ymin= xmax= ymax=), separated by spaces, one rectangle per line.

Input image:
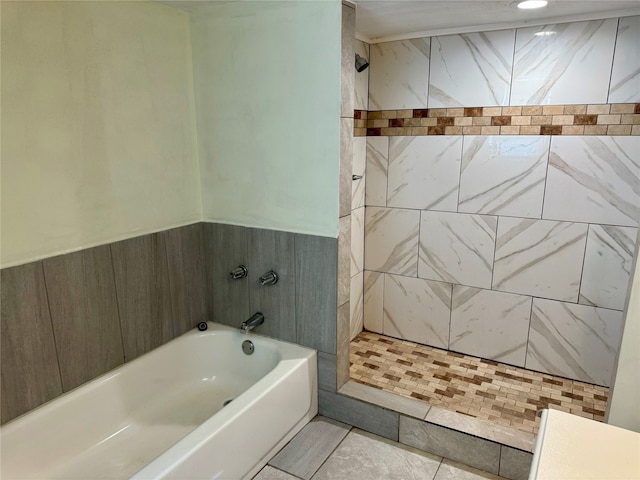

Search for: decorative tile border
xmin=350 ymin=331 xmax=608 ymax=435
xmin=354 ymin=103 xmax=640 ymax=137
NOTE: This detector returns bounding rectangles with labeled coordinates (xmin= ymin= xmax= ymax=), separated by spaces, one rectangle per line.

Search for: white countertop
xmin=530 ymin=409 xmax=640 ymax=479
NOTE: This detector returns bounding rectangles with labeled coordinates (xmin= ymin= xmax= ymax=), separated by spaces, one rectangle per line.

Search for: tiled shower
xmin=349 ymin=15 xmax=639 ymax=397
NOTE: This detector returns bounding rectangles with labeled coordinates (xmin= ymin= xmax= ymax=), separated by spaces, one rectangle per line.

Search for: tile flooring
xmin=350 ymin=331 xmax=609 ymax=435
xmin=254 ymin=416 xmax=508 ymax=480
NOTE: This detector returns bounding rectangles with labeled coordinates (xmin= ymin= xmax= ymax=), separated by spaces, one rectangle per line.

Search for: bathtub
xmin=0 ymin=322 xmax=318 ymax=480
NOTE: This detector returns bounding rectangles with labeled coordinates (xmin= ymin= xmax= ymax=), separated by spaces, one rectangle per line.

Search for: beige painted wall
xmin=607 ymin=233 xmax=640 ymax=433
xmin=190 ymin=1 xmax=341 ymax=237
xmin=1 ymin=1 xmax=201 ymax=267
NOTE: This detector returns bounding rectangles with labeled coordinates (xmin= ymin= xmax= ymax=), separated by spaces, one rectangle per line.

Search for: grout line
xmin=606 ymin=17 xmax=622 ymax=105
xmin=303 ymin=426 xmax=354 ymax=479
xmin=109 ymin=244 xmax=128 ymax=363
xmin=40 ymin=261 xmax=65 ymax=391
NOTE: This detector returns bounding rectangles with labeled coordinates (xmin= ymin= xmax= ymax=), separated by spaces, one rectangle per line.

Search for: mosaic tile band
xmin=350 ymin=331 xmax=608 ymax=435
xmin=354 ymin=103 xmax=640 ymax=137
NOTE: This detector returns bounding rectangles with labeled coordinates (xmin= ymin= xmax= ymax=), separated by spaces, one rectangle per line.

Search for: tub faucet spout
xmin=242 ymin=312 xmax=264 ymax=333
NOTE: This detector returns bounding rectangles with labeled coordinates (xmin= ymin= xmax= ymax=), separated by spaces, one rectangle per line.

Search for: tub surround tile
xmin=363 ymin=270 xmax=384 ymax=333
xmin=350 ymin=272 xmax=364 ymax=341
xmin=340 ymin=118 xmax=354 ymax=217
xmin=511 ymin=19 xmax=618 ymax=105
xmin=352 ymin=137 xmax=366 ymax=210
xmin=43 ymin=246 xmax=124 ymax=392
xmin=339 ymin=380 xmax=431 ymax=420
xmin=419 ymin=211 xmax=497 ymax=289
xmin=341 ymin=4 xmax=355 ymax=118
xmin=609 ymin=16 xmax=640 ymax=103
xmin=399 ymin=416 xmax=501 ymax=474
xmin=492 ymin=218 xmax=588 ymax=302
xmin=338 ymin=215 xmax=351 ymax=307
xmin=526 ymin=299 xmax=624 ymax=386
xmin=429 ymin=30 xmax=515 ymax=108
xmin=295 ymin=234 xmax=337 ymax=354
xmin=369 ymin=39 xmax=431 ymax=110
xmin=318 ymin=389 xmax=400 ymax=441
xmin=450 ymin=287 xmax=531 ymax=367
xmin=1 ymin=263 xmax=63 ymax=424
xmin=387 ymin=136 xmax=462 ymax=211
xmin=355 ymin=40 xmax=370 ymax=111
xmin=543 ymin=136 xmax=640 ymax=227
xmin=247 ymin=229 xmax=296 ymax=343
xmin=318 ymin=352 xmax=338 ymax=393
xmin=434 ymin=459 xmax=505 ymax=480
xmin=365 ymin=137 xmax=389 ymax=207
xmin=350 ymin=207 xmax=364 ymax=276
xmin=579 ymin=225 xmax=637 ymax=310
xmin=163 ymin=224 xmax=208 ymax=337
xmin=312 ymin=429 xmax=442 ymax=480
xmin=269 ymin=416 xmax=351 ymax=480
xmin=205 ymin=223 xmax=250 ymax=328
xmin=364 ymin=207 xmax=420 ymax=276
xmin=383 ymin=274 xmax=452 ymax=349
xmin=499 ymin=447 xmax=533 ymax=480
xmin=458 ymin=136 xmax=549 ymax=218
xmin=111 ymin=234 xmax=174 ymax=361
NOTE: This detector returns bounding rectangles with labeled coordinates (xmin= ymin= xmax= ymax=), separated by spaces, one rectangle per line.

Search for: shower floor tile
xmin=350 ymin=331 xmax=608 ymax=435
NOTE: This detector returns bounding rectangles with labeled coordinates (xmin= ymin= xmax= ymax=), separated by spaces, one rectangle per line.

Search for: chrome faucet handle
xmin=258 ymin=270 xmax=278 ymax=286
xmin=229 ymin=265 xmax=248 ymax=280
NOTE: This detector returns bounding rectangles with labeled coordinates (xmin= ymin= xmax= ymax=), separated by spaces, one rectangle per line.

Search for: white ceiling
xmin=353 ymin=0 xmax=640 ymax=42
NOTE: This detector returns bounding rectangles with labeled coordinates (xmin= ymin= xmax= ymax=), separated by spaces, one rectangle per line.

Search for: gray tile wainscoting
xmin=43 ymin=245 xmax=124 ymax=391
xmin=1 ymin=263 xmax=63 ymax=423
xmin=111 ymin=233 xmax=176 ymax=361
xmin=1 ymin=221 xmax=338 ymax=424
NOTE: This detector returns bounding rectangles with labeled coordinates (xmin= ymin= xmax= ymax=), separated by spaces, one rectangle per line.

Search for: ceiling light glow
xmin=518 ymin=0 xmax=548 ymax=9
xmin=534 ymin=30 xmax=556 ymax=36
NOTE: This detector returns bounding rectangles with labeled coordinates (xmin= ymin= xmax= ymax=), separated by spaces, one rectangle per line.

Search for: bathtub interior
xmin=0 ymin=323 xmax=316 ymax=480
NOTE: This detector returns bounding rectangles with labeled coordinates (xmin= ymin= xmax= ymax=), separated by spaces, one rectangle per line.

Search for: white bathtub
xmin=0 ymin=322 xmax=318 ymax=480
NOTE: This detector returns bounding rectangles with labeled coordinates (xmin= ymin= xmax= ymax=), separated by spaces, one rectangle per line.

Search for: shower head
xmin=355 ymin=53 xmax=369 ymax=72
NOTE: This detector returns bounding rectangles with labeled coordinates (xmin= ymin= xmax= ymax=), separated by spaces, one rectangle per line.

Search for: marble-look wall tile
xmin=363 ymin=270 xmax=384 ymax=333
xmin=492 ymin=218 xmax=588 ymax=302
xmin=355 ymin=40 xmax=370 ymax=110
xmin=352 ymin=137 xmax=366 ymax=209
xmin=419 ymin=211 xmax=497 ymax=289
xmin=429 ymin=30 xmax=515 ymax=108
xmin=388 ymin=136 xmax=462 ymax=211
xmin=369 ymin=39 xmax=430 ymax=110
xmin=341 ymin=4 xmax=355 ymax=117
xmin=365 ymin=207 xmax=420 ymax=276
xmin=350 ymin=271 xmax=364 ymax=340
xmin=365 ymin=137 xmax=389 ymax=207
xmin=579 ymin=225 xmax=637 ymax=310
xmin=526 ymin=298 xmax=624 ymax=386
xmin=450 ymin=286 xmax=532 ymax=367
xmin=459 ymin=136 xmax=549 ymax=218
xmin=338 ymin=215 xmax=351 ymax=307
xmin=383 ymin=274 xmax=452 ymax=349
xmin=511 ymin=19 xmax=618 ymax=105
xmin=351 ymin=206 xmax=365 ymax=276
xmin=340 ymin=118 xmax=354 ymax=218
xmin=609 ymin=16 xmax=640 ymax=103
xmin=543 ymin=136 xmax=640 ymax=227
